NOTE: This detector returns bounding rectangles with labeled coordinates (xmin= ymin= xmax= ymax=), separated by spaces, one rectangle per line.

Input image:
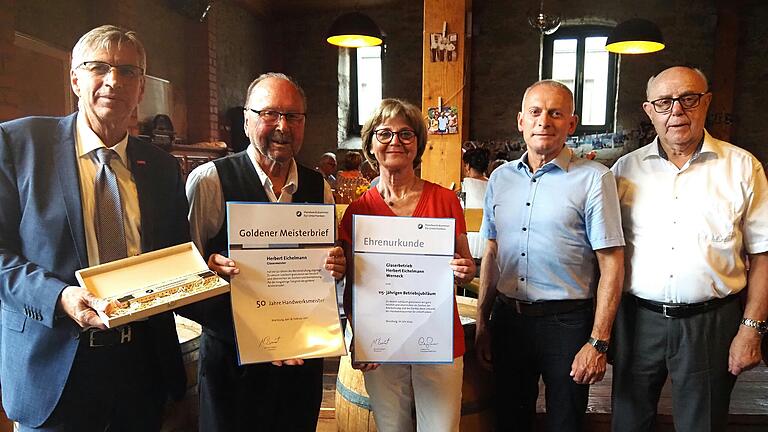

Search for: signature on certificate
xmin=417 ymin=336 xmax=439 ymax=351
xmin=370 ymin=337 xmax=391 ymax=349
xmin=258 ymin=335 xmax=281 ymax=350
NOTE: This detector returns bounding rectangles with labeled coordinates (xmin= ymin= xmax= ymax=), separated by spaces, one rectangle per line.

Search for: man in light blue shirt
xmin=475 ymin=80 xmax=625 ymax=432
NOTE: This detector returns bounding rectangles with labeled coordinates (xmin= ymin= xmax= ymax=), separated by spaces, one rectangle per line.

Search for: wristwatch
xmin=588 ymin=337 xmax=610 ymax=353
xmin=741 ymin=318 xmax=768 ymax=335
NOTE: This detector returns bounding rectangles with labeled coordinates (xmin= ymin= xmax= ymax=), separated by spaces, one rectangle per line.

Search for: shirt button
xmin=522 ymin=227 xmax=527 ymax=231
xmin=669 ymin=274 xmax=674 ymax=278
xmin=532 ymin=179 xmax=537 ymax=183
xmin=520 ymin=277 xmax=525 ymax=282
xmin=526 ymin=203 xmax=531 ymax=206
xmin=521 ymin=252 xmax=526 ymax=256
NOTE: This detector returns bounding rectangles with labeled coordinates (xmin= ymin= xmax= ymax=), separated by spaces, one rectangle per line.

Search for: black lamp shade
xmin=606 ymin=18 xmax=665 ymax=54
xmin=326 ymin=12 xmax=384 ymax=48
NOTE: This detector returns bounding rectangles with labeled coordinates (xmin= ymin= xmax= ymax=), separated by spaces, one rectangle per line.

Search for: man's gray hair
xmin=521 ymin=80 xmax=575 ymax=114
xmin=646 ymin=66 xmax=709 ymax=100
xmin=244 ymin=72 xmax=307 ymax=110
xmin=71 ymin=25 xmax=146 ymax=70
xmin=319 ymin=152 xmax=336 ymax=161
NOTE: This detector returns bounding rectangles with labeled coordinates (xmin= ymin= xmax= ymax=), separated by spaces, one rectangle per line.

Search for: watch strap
xmin=741 ymin=318 xmax=767 ymax=335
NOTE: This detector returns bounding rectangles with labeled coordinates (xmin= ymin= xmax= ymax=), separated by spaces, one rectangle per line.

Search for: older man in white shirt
xmin=611 ymin=65 xmax=768 ymax=432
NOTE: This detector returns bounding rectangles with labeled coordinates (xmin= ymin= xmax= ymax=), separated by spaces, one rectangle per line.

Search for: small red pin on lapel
xmin=136 ymin=160 xmax=147 ymax=166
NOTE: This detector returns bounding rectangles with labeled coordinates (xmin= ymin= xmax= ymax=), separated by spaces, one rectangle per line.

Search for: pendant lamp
xmin=605 ymin=18 xmax=665 ymax=54
xmin=326 ymin=12 xmax=384 ymax=48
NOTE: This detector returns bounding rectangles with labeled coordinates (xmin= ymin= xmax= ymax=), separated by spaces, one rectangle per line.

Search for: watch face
xmin=590 ymin=338 xmax=609 ymax=353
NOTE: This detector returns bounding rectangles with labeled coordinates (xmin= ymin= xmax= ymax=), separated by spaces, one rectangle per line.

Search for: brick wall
xmin=0 ymin=0 xmax=19 ymax=122
xmin=185 ymin=9 xmax=219 ymax=144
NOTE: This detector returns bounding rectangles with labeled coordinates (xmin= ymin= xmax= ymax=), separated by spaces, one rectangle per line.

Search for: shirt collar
xmin=246 ymin=144 xmax=298 ymax=194
xmin=515 ymin=145 xmax=571 ymax=174
xmin=75 ymin=111 xmax=129 ymax=166
xmin=644 ymin=129 xmax=717 ymax=162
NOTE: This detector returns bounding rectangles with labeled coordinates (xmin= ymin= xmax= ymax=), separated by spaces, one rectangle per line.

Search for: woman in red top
xmin=339 ymin=99 xmax=476 ymax=432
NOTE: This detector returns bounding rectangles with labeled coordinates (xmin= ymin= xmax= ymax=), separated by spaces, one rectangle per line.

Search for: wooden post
xmin=708 ymin=0 xmax=742 ymax=143
xmin=420 ymin=0 xmax=471 ymax=190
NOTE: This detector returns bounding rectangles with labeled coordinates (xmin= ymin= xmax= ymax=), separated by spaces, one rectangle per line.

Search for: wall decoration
xmin=428 ymin=103 xmax=459 ymax=135
xmin=430 ymin=22 xmax=459 ymax=62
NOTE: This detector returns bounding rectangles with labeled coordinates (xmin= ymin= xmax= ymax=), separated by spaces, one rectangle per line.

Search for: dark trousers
xmin=18 ymin=323 xmax=166 ymax=432
xmin=611 ymin=295 xmax=740 ymax=432
xmin=198 ymin=330 xmax=324 ymax=432
xmin=490 ymin=300 xmax=593 ymax=432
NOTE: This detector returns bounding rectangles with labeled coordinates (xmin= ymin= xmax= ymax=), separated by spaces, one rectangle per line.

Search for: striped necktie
xmin=94 ymin=147 xmax=128 ymax=264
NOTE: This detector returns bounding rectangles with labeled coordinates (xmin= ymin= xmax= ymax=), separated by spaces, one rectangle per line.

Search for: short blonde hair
xmin=71 ymin=25 xmax=146 ymax=70
xmin=361 ymin=98 xmax=427 ymax=170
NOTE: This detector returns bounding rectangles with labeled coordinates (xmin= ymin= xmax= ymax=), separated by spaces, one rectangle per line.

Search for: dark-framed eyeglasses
xmin=245 ymin=108 xmax=306 ymax=125
xmin=77 ymin=61 xmax=144 ymax=79
xmin=374 ymin=129 xmax=417 ymax=144
xmin=648 ymin=93 xmax=709 ymax=113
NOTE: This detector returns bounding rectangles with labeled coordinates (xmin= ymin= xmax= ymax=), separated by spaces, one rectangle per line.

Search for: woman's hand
xmin=325 ymin=246 xmax=346 ymax=280
xmin=450 ymin=253 xmax=476 ymax=285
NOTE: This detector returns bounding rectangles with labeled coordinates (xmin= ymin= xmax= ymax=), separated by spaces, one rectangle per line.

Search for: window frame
xmin=542 ymin=25 xmax=618 ymax=135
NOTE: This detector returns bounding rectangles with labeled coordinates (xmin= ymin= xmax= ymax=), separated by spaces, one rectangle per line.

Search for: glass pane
xmin=582 ymin=36 xmax=609 ymax=125
xmin=551 ymin=39 xmax=577 ymax=94
xmin=357 ymin=46 xmax=382 ymax=126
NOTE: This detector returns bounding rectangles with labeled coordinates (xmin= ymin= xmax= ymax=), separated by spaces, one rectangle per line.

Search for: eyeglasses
xmin=77 ymin=61 xmax=144 ymax=79
xmin=648 ymin=93 xmax=709 ymax=113
xmin=245 ymin=109 xmax=306 ymax=124
xmin=374 ymin=129 xmax=417 ymax=144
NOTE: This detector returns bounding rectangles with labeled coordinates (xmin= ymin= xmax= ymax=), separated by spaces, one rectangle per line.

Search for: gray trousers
xmin=611 ymin=295 xmax=741 ymax=432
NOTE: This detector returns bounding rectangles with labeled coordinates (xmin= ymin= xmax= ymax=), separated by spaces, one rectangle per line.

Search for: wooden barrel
xmin=161 ymin=315 xmax=202 ymax=432
xmin=335 ymin=296 xmax=494 ymax=431
xmin=335 ymin=355 xmax=377 ymax=432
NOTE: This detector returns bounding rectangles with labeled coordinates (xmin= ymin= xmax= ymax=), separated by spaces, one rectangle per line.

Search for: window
xmin=542 ymin=26 xmax=617 ymax=134
xmin=348 ymin=46 xmax=382 ymax=135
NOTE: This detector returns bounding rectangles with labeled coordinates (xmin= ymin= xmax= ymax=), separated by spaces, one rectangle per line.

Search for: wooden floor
xmin=319 ymin=357 xmax=768 ymax=431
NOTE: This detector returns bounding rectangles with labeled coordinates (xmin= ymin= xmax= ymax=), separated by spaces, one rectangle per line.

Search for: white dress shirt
xmin=75 ymin=112 xmax=141 ymax=266
xmin=612 ymin=131 xmax=768 ymax=303
xmin=186 ymin=144 xmax=334 ymax=253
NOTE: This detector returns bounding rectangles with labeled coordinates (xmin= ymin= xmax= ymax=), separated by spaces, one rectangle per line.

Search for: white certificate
xmin=353 ymin=215 xmax=455 ymax=363
xmin=227 ymin=202 xmax=345 ymax=364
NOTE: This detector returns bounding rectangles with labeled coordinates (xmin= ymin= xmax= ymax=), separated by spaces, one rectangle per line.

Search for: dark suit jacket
xmin=0 ymin=113 xmax=188 ymax=427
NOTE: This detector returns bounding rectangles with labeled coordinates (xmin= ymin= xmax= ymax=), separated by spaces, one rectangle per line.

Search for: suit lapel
xmin=127 ymin=138 xmax=155 ymax=253
xmin=54 ymin=114 xmax=87 ymax=269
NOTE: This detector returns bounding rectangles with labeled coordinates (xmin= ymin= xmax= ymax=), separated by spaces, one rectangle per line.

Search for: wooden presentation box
xmin=75 ymin=242 xmax=229 ymax=328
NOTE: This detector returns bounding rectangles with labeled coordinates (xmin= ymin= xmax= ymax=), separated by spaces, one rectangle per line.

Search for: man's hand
xmin=208 ymin=253 xmax=239 ymax=276
xmin=475 ymin=324 xmax=493 ymax=371
xmin=58 ymin=285 xmax=107 ymax=329
xmin=272 ymin=359 xmax=305 ymax=367
xmin=728 ymin=326 xmax=763 ymax=376
xmin=570 ymin=343 xmax=607 ymax=384
xmin=325 ymin=246 xmax=346 ymax=280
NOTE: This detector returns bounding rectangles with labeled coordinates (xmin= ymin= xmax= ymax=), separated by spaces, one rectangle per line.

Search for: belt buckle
xmin=119 ymin=325 xmax=132 ymax=344
xmin=515 ymin=300 xmax=522 ymax=314
xmin=662 ymin=304 xmax=677 ymax=319
xmin=88 ymin=329 xmax=103 ymax=348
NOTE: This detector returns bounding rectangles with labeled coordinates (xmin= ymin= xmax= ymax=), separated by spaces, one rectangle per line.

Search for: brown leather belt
xmin=497 ymin=295 xmax=593 ymax=317
xmin=632 ymin=294 xmax=738 ymax=319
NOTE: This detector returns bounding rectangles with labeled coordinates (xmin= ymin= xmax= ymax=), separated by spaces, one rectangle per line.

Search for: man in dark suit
xmin=0 ymin=25 xmax=187 ymax=431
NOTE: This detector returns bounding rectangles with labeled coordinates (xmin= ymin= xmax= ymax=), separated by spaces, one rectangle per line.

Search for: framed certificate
xmin=227 ymin=202 xmax=346 ymax=364
xmin=352 ymin=215 xmax=455 ymax=363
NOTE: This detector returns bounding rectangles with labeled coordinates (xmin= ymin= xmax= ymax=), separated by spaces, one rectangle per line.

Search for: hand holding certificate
xmin=227 ymin=203 xmax=346 ymax=364
xmin=353 ymin=215 xmax=456 ymax=363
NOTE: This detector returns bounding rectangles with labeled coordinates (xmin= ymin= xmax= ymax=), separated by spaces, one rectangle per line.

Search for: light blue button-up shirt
xmin=481 ymin=146 xmax=624 ymax=301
